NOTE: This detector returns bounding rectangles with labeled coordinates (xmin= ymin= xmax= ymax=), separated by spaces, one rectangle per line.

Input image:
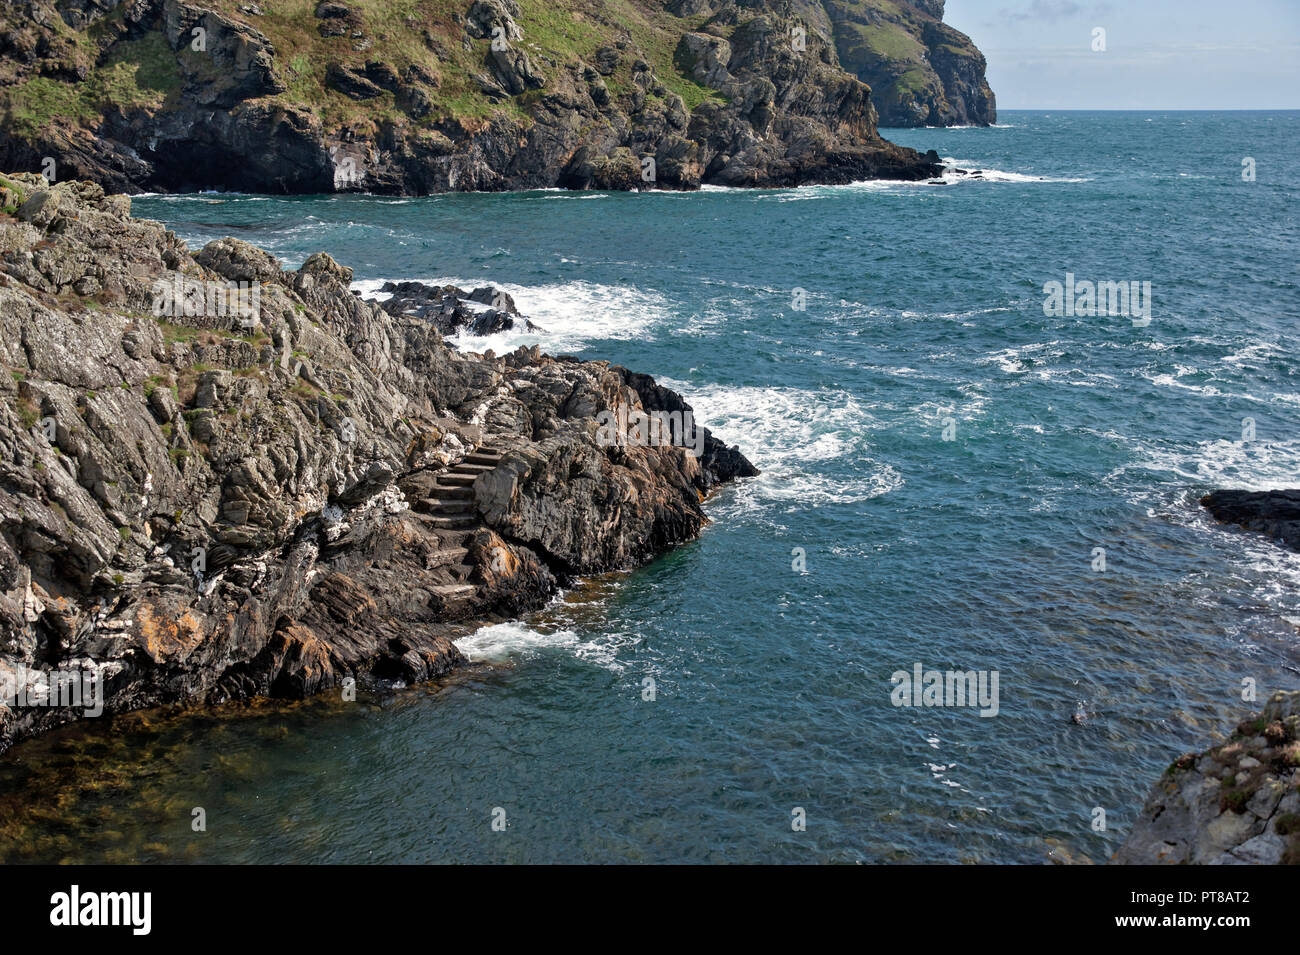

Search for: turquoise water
xmin=8 ymin=112 xmax=1300 ymax=863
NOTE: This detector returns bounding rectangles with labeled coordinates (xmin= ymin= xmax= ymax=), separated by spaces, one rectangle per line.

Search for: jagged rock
xmin=1202 ymin=489 xmax=1300 ymax=553
xmin=488 ymin=43 xmax=546 ymax=95
xmin=369 ymin=280 xmax=542 ymax=337
xmin=163 ymin=0 xmax=286 ymax=109
xmin=823 ymin=0 xmax=996 ymax=127
xmin=593 ymin=45 xmax=621 ymax=75
xmin=325 ymin=63 xmax=385 ymax=100
xmin=1114 ymin=691 xmax=1300 ymax=865
xmin=674 ymin=32 xmax=733 ymax=89
xmin=465 ymin=0 xmax=522 ymax=42
xmin=193 ymin=236 xmax=282 ymax=283
xmin=0 ymin=172 xmax=756 ymax=755
xmin=314 ymin=2 xmax=359 ymax=38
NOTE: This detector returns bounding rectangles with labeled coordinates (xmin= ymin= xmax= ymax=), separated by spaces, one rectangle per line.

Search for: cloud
xmin=995 ymin=0 xmax=1113 ymax=23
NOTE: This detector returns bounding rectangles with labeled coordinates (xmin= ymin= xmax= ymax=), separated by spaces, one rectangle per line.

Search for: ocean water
xmin=3 ymin=111 xmax=1299 ymax=864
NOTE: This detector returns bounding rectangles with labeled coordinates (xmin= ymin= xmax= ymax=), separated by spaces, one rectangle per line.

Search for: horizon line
xmin=994 ymin=106 xmax=1300 ymax=112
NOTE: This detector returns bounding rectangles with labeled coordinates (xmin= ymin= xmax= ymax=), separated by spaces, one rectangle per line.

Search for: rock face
xmin=823 ymin=0 xmax=995 ymax=127
xmin=0 ymin=0 xmax=944 ymax=195
xmin=1114 ymin=692 xmax=1300 ymax=865
xmin=369 ymin=281 xmax=542 ymax=337
xmin=0 ymin=171 xmax=757 ymax=754
xmin=1202 ymin=489 xmax=1300 ymax=553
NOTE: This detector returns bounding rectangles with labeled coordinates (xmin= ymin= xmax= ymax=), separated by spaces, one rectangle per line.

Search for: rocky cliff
xmin=817 ymin=0 xmax=994 ymax=127
xmin=0 ymin=0 xmax=947 ymax=194
xmin=0 ymin=170 xmax=757 ymax=754
xmin=1115 ymin=691 xmax=1300 ymax=865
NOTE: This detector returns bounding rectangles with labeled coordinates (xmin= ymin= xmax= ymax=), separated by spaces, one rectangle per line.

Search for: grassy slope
xmin=4 ymin=26 xmax=182 ymax=135
xmin=0 ymin=0 xmax=727 ymax=139
xmin=826 ymin=0 xmax=977 ymax=101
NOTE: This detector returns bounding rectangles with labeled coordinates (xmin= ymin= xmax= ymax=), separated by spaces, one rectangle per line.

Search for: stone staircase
xmin=410 ymin=445 xmax=506 ymax=609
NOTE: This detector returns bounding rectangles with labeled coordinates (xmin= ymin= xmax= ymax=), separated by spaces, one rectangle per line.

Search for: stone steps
xmin=418 ymin=514 xmax=478 ymax=530
xmin=432 ymin=484 xmax=474 ymax=499
xmin=409 ymin=445 xmax=506 ymax=540
xmin=427 ymin=547 xmax=468 ymax=567
xmin=422 ymin=497 xmax=473 ymax=514
xmin=430 ymin=583 xmax=476 ymax=599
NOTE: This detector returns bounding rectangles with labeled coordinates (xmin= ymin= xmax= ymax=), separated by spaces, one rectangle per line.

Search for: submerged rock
xmin=0 ymin=171 xmax=756 ymax=754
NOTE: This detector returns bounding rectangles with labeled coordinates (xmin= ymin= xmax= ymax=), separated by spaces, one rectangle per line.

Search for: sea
xmin=2 ymin=111 xmax=1298 ymax=863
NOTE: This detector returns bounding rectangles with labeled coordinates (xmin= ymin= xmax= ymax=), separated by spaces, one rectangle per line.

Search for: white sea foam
xmin=1220 ymin=341 xmax=1286 ymax=371
xmin=659 ymin=379 xmax=902 ymax=508
xmin=1112 ymin=437 xmax=1300 ymax=493
xmin=351 ymin=276 xmax=668 ymax=353
xmin=935 ymin=158 xmax=1091 ymax=184
xmin=910 ymin=385 xmax=991 ymax=428
xmin=1107 ymin=434 xmax=1300 ymax=616
xmin=701 ymin=160 xmax=1087 ymax=200
xmin=454 ymin=622 xmax=578 ymax=660
xmin=453 ymin=621 xmax=637 ymax=671
xmin=978 ymin=345 xmax=1122 ymax=388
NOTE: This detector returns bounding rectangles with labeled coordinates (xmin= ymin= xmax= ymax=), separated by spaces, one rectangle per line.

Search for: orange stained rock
xmin=136 ymin=603 xmax=205 ymax=663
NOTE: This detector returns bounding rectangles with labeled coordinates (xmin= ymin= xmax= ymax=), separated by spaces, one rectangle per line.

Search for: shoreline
xmin=1112 ymin=491 xmax=1300 ymax=864
xmin=0 ymin=171 xmax=759 ymax=756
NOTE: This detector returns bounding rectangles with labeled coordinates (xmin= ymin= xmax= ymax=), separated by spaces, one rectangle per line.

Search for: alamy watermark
xmin=49 ymin=885 xmax=150 ymax=935
xmin=1043 ymin=272 xmax=1152 ymax=326
xmin=2 ymin=662 xmax=103 ymax=716
xmin=152 ymin=276 xmax=261 ymax=327
xmin=595 ymin=403 xmax=705 ymax=458
xmin=890 ymin=663 xmax=1000 ymax=717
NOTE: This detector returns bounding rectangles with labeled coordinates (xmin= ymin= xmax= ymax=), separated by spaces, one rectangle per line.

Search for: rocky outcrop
xmin=823 ymin=0 xmax=995 ymax=127
xmin=0 ymin=171 xmax=757 ymax=754
xmin=368 ymin=281 xmax=542 ymax=337
xmin=0 ymin=0 xmax=943 ymax=195
xmin=1115 ymin=691 xmax=1300 ymax=865
xmin=1202 ymin=489 xmax=1300 ymax=553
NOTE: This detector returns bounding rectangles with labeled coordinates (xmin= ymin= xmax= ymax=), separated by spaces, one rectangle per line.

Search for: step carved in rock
xmin=427 ymin=547 xmax=469 ymax=567
xmin=432 ymin=484 xmax=474 ymax=499
xmin=422 ymin=514 xmax=478 ymax=529
xmin=430 ymin=583 xmax=476 ymax=599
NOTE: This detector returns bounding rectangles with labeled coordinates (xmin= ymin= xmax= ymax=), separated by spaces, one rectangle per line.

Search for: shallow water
xmin=3 ymin=111 xmax=1299 ymax=863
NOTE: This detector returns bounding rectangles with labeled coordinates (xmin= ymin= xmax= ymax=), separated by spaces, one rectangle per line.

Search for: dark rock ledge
xmin=365 ymin=281 xmax=542 ymax=338
xmin=0 ymin=172 xmax=757 ymax=755
xmin=1202 ymin=488 xmax=1300 ymax=553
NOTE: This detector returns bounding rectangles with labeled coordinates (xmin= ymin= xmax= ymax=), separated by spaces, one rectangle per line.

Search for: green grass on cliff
xmin=1 ymin=0 xmax=723 ymax=138
xmin=3 ymin=77 xmax=96 ymax=136
xmin=2 ymin=31 xmax=180 ymax=136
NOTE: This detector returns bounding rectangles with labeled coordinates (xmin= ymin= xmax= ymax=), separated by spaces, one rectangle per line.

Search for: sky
xmin=943 ymin=0 xmax=1300 ymax=109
